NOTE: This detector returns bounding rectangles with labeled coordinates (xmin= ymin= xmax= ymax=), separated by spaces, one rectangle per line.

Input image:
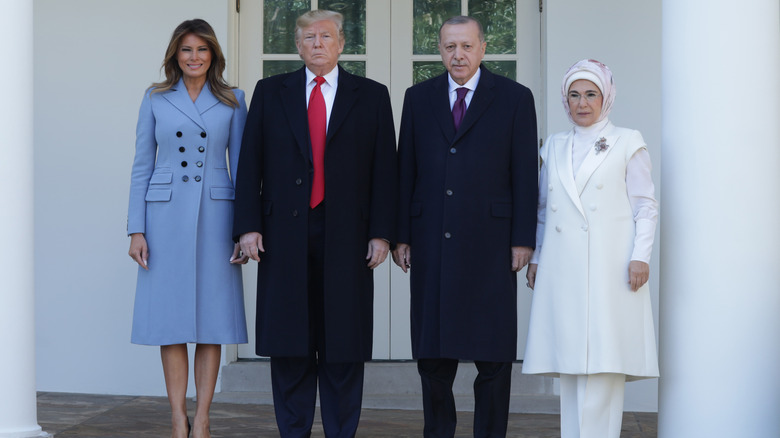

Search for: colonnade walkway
xmin=37 ymin=392 xmax=657 ymax=437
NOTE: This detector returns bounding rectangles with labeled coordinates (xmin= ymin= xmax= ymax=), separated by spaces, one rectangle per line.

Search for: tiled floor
xmin=37 ymin=392 xmax=657 ymax=437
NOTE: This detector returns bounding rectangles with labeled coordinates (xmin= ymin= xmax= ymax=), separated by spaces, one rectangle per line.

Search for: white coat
xmin=522 ymin=124 xmax=659 ymax=381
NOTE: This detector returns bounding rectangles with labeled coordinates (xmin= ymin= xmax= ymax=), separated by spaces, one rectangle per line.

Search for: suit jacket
xmin=128 ymin=79 xmax=248 ymax=345
xmin=523 ymin=123 xmax=659 ymax=380
xmin=233 ymin=65 xmax=397 ymax=362
xmin=397 ymin=66 xmax=538 ymax=362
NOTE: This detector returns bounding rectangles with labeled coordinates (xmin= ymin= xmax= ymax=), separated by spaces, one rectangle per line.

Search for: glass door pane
xmin=238 ymin=0 xmax=539 ymax=360
xmin=390 ymin=0 xmax=540 ymax=360
xmin=472 ymin=0 xmax=516 ymax=55
xmin=413 ymin=0 xmax=459 ymax=54
xmin=321 ymin=0 xmax=366 ymax=54
xmin=237 ymin=0 xmax=387 ymax=359
xmin=261 ymin=0 xmax=367 ymax=78
xmin=410 ymin=0 xmax=520 ymax=84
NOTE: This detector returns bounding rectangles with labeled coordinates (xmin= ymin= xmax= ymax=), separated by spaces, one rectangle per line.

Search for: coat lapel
xmin=431 ymin=73 xmax=456 ymax=144
xmin=280 ymin=67 xmax=310 ymax=161
xmin=553 ymin=131 xmax=586 ymax=218
xmin=162 ymin=78 xmax=207 ymax=131
xmin=573 ymin=123 xmax=620 ymax=195
xmin=194 ymin=83 xmax=220 ymax=117
xmin=326 ymin=65 xmax=358 ymax=144
xmin=453 ymin=65 xmax=495 ymax=143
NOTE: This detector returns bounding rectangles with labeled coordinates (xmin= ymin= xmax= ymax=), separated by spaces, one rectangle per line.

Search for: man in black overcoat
xmin=392 ymin=16 xmax=538 ymax=438
xmin=233 ymin=10 xmax=397 ymax=438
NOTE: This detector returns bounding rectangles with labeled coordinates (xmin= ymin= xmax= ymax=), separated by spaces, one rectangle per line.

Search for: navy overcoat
xmin=233 ymin=66 xmax=397 ymax=362
xmin=397 ymin=66 xmax=538 ymax=362
xmin=128 ymin=79 xmax=248 ymax=345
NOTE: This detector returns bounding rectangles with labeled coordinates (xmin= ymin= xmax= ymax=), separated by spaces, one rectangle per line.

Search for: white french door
xmin=236 ymin=0 xmax=540 ymax=360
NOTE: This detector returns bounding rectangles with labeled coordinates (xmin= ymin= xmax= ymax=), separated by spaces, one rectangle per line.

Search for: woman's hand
xmin=128 ymin=233 xmax=149 ymax=270
xmin=230 ymin=242 xmax=249 ymax=264
xmin=526 ymin=263 xmax=538 ymax=290
xmin=628 ymin=260 xmax=649 ymax=292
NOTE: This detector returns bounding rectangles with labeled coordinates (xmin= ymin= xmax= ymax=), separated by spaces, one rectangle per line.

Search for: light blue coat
xmin=128 ymin=79 xmax=248 ymax=345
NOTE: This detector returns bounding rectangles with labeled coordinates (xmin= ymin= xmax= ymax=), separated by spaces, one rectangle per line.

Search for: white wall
xmin=34 ymin=0 xmax=230 ymax=396
xmin=543 ymin=0 xmax=662 ymax=412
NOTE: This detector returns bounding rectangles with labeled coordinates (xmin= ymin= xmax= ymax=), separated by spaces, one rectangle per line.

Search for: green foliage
xmin=263 ymin=0 xmax=310 ymax=54
xmin=263 ymin=61 xmax=365 ymax=78
xmin=413 ymin=61 xmax=516 ymax=84
xmin=413 ymin=0 xmax=459 ymax=54
xmin=470 ymin=0 xmax=516 ymax=55
xmin=321 ymin=0 xmax=366 ymax=54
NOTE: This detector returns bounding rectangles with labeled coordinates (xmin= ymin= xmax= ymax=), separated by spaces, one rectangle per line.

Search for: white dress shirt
xmin=305 ymin=66 xmax=339 ymax=131
xmin=447 ymin=68 xmax=481 ymax=110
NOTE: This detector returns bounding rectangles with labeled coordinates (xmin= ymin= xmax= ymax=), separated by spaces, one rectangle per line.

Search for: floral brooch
xmin=594 ymin=137 xmax=609 ymax=154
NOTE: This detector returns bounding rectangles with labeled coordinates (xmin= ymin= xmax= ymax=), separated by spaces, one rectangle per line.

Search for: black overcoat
xmin=397 ymin=66 xmax=538 ymax=362
xmin=233 ymin=66 xmax=397 ymax=362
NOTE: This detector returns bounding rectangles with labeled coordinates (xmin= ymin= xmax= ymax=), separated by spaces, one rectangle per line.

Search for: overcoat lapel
xmin=573 ymin=124 xmax=620 ymax=195
xmin=280 ymin=68 xmax=310 ymax=161
xmin=326 ymin=65 xmax=358 ymax=144
xmin=453 ymin=66 xmax=495 ymax=143
xmin=194 ymin=83 xmax=220 ymax=117
xmin=431 ymin=74 xmax=456 ymax=144
xmin=163 ymin=78 xmax=207 ymax=131
xmin=553 ymin=131 xmax=586 ymax=218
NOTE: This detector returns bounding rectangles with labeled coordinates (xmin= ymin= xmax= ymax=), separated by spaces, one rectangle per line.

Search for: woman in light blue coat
xmin=127 ymin=19 xmax=247 ymax=438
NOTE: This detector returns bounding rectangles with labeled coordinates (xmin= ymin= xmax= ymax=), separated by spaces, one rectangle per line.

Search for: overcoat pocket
xmin=145 ymin=188 xmax=172 ymax=202
xmin=210 ymin=187 xmax=235 ymax=200
xmin=149 ymin=172 xmax=173 ymax=184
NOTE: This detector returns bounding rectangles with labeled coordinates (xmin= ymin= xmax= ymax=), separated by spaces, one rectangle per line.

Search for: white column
xmin=0 ymin=1 xmax=48 ymax=437
xmin=659 ymin=1 xmax=780 ymax=437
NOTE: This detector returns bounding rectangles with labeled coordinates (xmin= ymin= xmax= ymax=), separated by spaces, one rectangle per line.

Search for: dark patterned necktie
xmin=452 ymin=87 xmax=469 ymax=131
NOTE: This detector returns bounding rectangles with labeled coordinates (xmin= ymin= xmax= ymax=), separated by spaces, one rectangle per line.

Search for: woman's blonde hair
xmin=151 ymin=19 xmax=238 ymax=108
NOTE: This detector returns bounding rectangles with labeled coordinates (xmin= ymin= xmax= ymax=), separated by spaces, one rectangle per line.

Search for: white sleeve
xmin=626 ymin=147 xmax=658 ymax=263
xmin=530 ymin=158 xmax=548 ymax=264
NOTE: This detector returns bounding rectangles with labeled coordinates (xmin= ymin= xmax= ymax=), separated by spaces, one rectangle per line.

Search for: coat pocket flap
xmin=149 ymin=172 xmax=173 ymax=184
xmin=410 ymin=202 xmax=422 ymax=217
xmin=145 ymin=188 xmax=172 ymax=202
xmin=210 ymin=187 xmax=235 ymax=200
xmin=491 ymin=202 xmax=512 ymax=218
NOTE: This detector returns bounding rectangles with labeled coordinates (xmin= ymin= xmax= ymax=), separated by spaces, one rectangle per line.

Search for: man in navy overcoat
xmin=392 ymin=16 xmax=538 ymax=437
xmin=233 ymin=10 xmax=397 ymax=438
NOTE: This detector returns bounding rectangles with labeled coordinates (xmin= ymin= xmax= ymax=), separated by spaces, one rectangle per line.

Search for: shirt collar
xmin=447 ymin=67 xmax=481 ymax=93
xmin=306 ymin=65 xmax=339 ymax=87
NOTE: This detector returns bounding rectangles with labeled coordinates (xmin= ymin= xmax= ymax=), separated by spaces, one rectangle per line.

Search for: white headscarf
xmin=561 ymin=59 xmax=616 ymax=125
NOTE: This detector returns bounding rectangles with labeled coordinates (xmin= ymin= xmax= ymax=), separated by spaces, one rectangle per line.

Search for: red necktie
xmin=452 ymin=87 xmax=469 ymax=131
xmin=308 ymin=77 xmax=326 ymax=208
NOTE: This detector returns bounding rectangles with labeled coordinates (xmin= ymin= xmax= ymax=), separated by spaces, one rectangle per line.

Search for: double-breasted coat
xmin=232 ymin=66 xmax=397 ymax=362
xmin=522 ymin=123 xmax=659 ymax=380
xmin=397 ymin=67 xmax=539 ymax=362
xmin=128 ymin=79 xmax=248 ymax=346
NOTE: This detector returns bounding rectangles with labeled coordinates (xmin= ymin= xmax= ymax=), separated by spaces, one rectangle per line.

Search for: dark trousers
xmin=271 ymin=204 xmax=365 ymax=438
xmin=418 ymin=358 xmax=512 ymax=438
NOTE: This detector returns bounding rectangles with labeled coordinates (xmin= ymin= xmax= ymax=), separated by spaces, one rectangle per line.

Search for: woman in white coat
xmin=523 ymin=59 xmax=659 ymax=438
xmin=127 ymin=19 xmax=248 ymax=438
